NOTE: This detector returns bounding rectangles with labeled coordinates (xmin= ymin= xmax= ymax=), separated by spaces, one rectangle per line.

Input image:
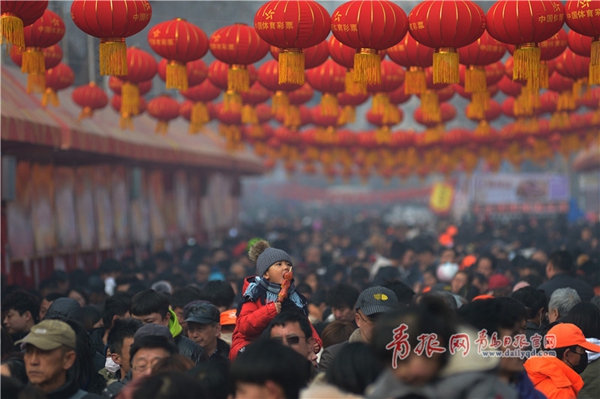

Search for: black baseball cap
xmin=355 ymin=286 xmax=399 ymax=316
xmin=185 ymin=303 xmax=220 ymax=324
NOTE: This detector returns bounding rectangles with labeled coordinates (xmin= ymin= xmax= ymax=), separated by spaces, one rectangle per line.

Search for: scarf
xmin=240 ymin=276 xmax=307 ymax=315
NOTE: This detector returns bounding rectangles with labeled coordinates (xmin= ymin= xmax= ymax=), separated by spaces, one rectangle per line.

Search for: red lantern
xmin=288 ymin=83 xmax=314 ymax=106
xmin=210 ymin=23 xmax=269 ymax=92
xmin=414 ymin=103 xmax=456 ymax=127
xmin=458 ymin=31 xmax=506 ymax=93
xmin=148 ymin=18 xmax=208 ymax=90
xmin=180 ymin=80 xmax=221 ymax=132
xmin=388 ymin=86 xmax=412 ymax=105
xmin=498 ymin=75 xmax=524 ymax=97
xmin=209 ymin=60 xmax=257 ymax=112
xmin=331 ymin=0 xmax=408 ymax=85
xmin=254 ymin=0 xmax=331 ymax=85
xmin=270 ymin=40 xmax=329 ymax=70
xmin=180 ymin=101 xmax=214 ymax=134
xmin=258 ymin=59 xmax=303 ymax=117
xmin=109 ymin=77 xmax=152 ymax=96
xmin=367 ymin=106 xmax=403 ymax=144
xmin=327 ymin=35 xmax=367 ymax=95
xmin=158 ymin=58 xmax=208 ymax=88
xmin=568 ymin=30 xmax=593 ymax=58
xmin=20 ymin=9 xmax=64 ymax=75
xmin=10 ymin=43 xmax=61 ymax=93
xmin=580 ymin=88 xmax=600 ymax=110
xmin=409 ymin=0 xmax=486 ymax=84
xmin=368 ymin=60 xmax=405 ymax=120
xmin=565 ymin=0 xmax=599 ymax=84
xmin=147 ymin=95 xmax=180 ymax=134
xmin=1 ymin=0 xmax=47 ymax=48
xmin=215 ymin=103 xmax=245 ymax=151
xmin=467 ymin=99 xmax=501 ymax=122
xmin=337 ymin=91 xmax=369 ymax=124
xmin=539 ymin=91 xmax=559 ymax=115
xmin=111 ymin=94 xmax=146 ymax=129
xmin=116 ymin=47 xmax=157 ymax=118
xmin=486 ymin=0 xmax=565 ymax=83
xmin=240 ymin=81 xmax=271 ymax=124
xmin=387 ymin=32 xmax=434 ymax=94
xmin=306 ymin=58 xmax=346 ymax=116
xmin=71 ymin=0 xmax=152 ymax=76
xmin=42 ymin=62 xmax=74 ymax=107
xmin=555 ymin=48 xmax=591 ymax=82
xmin=72 ymin=82 xmax=109 ymax=120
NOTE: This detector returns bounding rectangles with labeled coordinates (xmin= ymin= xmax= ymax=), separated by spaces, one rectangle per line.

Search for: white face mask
xmin=220 ymin=332 xmax=233 ymax=346
xmin=105 ymin=357 xmax=121 ymax=374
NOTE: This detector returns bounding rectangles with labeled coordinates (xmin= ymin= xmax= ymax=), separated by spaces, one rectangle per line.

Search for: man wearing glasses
xmin=319 ymin=286 xmax=399 ymax=373
xmin=265 ymin=310 xmax=318 ymax=369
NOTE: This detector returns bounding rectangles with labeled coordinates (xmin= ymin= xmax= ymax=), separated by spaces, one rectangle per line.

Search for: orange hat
xmin=472 ymin=294 xmax=494 ymax=301
xmin=547 ymin=323 xmax=600 ymax=352
xmin=488 ymin=274 xmax=511 ymax=290
xmin=460 ymin=255 xmax=477 ymax=270
xmin=446 ymin=225 xmax=458 ymax=236
xmin=439 ymin=234 xmax=453 ymax=247
xmin=220 ymin=309 xmax=237 ymax=326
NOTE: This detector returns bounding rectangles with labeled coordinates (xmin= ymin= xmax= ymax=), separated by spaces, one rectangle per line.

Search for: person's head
xmin=390 ymin=241 xmax=415 ymax=267
xmin=422 ymin=266 xmax=438 ymax=288
xmin=2 ymin=290 xmax=40 ymax=335
xmin=458 ymin=297 xmax=528 ymax=381
xmin=170 ymin=286 xmax=202 ymax=333
xmin=198 ymin=280 xmax=236 ymax=311
xmin=487 ymin=274 xmax=512 ymax=297
xmin=548 ymin=287 xmax=581 ymax=323
xmin=44 ymin=297 xmax=83 ymax=323
xmin=549 ymin=323 xmax=600 ymax=375
xmin=231 ymin=339 xmax=311 ymax=399
xmin=320 ymin=321 xmax=356 ymax=349
xmin=326 ymin=283 xmax=360 ymax=322
xmin=564 ymin=302 xmax=600 ymax=339
xmin=381 ymin=280 xmax=415 ymax=307
xmin=130 ymin=290 xmax=170 ymax=326
xmin=451 ymin=270 xmax=472 ymax=295
xmin=372 ymin=296 xmax=455 ymax=386
xmin=67 ymin=286 xmax=89 ymax=308
xmin=150 ymin=355 xmax=194 ymax=375
xmin=99 ymin=259 xmax=123 ymax=280
xmin=129 ymin=335 xmax=179 ymax=380
xmin=185 ymin=303 xmax=221 ymax=353
xmin=16 ymin=319 xmax=77 ymax=393
xmin=189 ymin=358 xmax=231 ymax=399
xmin=547 ymin=250 xmax=574 ymax=278
xmin=196 ymin=263 xmax=211 ymax=285
xmin=265 ymin=310 xmax=314 ymax=360
xmin=471 ymin=272 xmax=488 ymax=295
xmin=107 ymin=318 xmax=143 ymax=376
xmin=475 ymin=253 xmax=497 ymax=279
xmin=39 ymin=293 xmax=64 ymax=321
xmin=530 ymin=250 xmax=549 ymax=266
xmin=219 ymin=309 xmax=237 ymax=345
xmin=416 ymin=245 xmax=435 ymax=268
xmin=510 ymin=286 xmax=547 ymax=324
xmin=115 ymin=276 xmax=140 ymax=293
xmin=355 ymin=286 xmax=399 ymax=343
xmin=326 ymin=342 xmax=382 ymax=395
xmin=249 ymin=241 xmax=293 ymax=285
xmin=82 ymin=305 xmax=103 ymax=331
xmin=120 ymin=371 xmax=205 ymax=399
xmin=102 ymin=292 xmax=132 ymax=332
xmin=440 ymin=247 xmax=458 ymax=264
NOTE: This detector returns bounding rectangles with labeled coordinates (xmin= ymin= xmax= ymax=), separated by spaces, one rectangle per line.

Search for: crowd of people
xmin=1 ymin=214 xmax=599 ymax=399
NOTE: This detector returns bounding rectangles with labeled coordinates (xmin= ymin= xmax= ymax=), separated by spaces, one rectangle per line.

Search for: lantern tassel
xmin=99 ymin=38 xmax=127 ymax=76
xmin=320 ymin=93 xmax=339 ymax=117
xmin=372 ymin=93 xmax=389 ymax=115
xmin=272 ymin=91 xmax=289 ymax=118
xmin=121 ymin=82 xmax=140 ymax=116
xmin=166 ymin=61 xmax=188 ymax=90
xmin=242 ymin=104 xmax=258 ymax=124
xmin=513 ymin=43 xmax=540 ymax=83
xmin=354 ymin=49 xmax=381 ymax=85
xmin=78 ymin=106 xmax=94 ymax=120
xmin=539 ymin=62 xmax=549 ymax=89
xmin=465 ymin=66 xmax=487 ymax=93
xmin=22 ymin=48 xmax=45 ymax=74
xmin=120 ymin=113 xmax=134 ymax=130
xmin=284 ymin=105 xmax=301 ymax=129
xmin=27 ymin=73 xmax=46 ymax=94
xmin=41 ymin=88 xmax=59 ymax=108
xmin=405 ymin=67 xmax=427 ymax=95
xmin=224 ymin=91 xmax=242 ymax=113
xmin=278 ymin=48 xmax=304 ymax=85
xmin=590 ymin=39 xmax=600 ymax=86
xmin=190 ymin=102 xmax=209 ymax=134
xmin=433 ymin=48 xmax=459 ymax=84
xmin=345 ymin=69 xmax=367 ymax=95
xmin=421 ymin=91 xmax=441 ymax=123
xmin=0 ymin=14 xmax=24 ymax=48
xmin=343 ymin=105 xmax=356 ymax=124
xmin=228 ymin=65 xmax=250 ymax=92
xmin=155 ymin=120 xmax=169 ymax=135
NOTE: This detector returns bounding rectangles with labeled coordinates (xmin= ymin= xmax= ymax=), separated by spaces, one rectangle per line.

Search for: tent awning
xmin=1 ymin=65 xmax=264 ymax=175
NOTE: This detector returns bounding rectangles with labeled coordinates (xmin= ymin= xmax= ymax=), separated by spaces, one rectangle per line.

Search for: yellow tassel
xmin=27 ymin=73 xmax=46 ymax=94
xmin=590 ymin=39 xmax=600 ymax=86
xmin=405 ymin=67 xmax=427 ymax=95
xmin=41 ymin=88 xmax=59 ymax=108
xmin=224 ymin=91 xmax=242 ymax=113
xmin=467 ymin=92 xmax=489 ymax=120
xmin=254 ymin=141 xmax=267 ymax=157
xmin=354 ymin=49 xmax=381 ymax=85
xmin=191 ymin=102 xmax=210 ymax=124
xmin=78 ymin=106 xmax=93 ymax=120
xmin=513 ymin=43 xmax=540 ymax=83
xmin=557 ymin=91 xmax=575 ymax=112
xmin=0 ymin=14 xmax=25 ymax=48
xmin=465 ymin=66 xmax=487 ymax=93
xmin=242 ymin=104 xmax=258 ymax=124
xmin=121 ymin=82 xmax=140 ymax=116
xmin=539 ymin=62 xmax=549 ymax=89
xmin=383 ymin=104 xmax=401 ymax=125
xmin=272 ymin=91 xmax=289 ymax=118
xmin=421 ymin=91 xmax=441 ymax=123
xmin=372 ymin=93 xmax=389 ymax=115
xmin=166 ymin=61 xmax=188 ymax=90
xmin=155 ymin=120 xmax=169 ymax=135
xmin=475 ymin=120 xmax=491 ymax=137
xmin=433 ymin=48 xmax=459 ymax=84
xmin=21 ymin=48 xmax=45 ymax=74
xmin=99 ymin=38 xmax=127 ymax=76
xmin=120 ymin=113 xmax=134 ymax=130
xmin=549 ymin=112 xmax=570 ymax=130
xmin=345 ymin=69 xmax=367 ymax=95
xmin=376 ymin=126 xmax=392 ymax=145
xmin=343 ymin=105 xmax=356 ymax=124
xmin=321 ymin=93 xmax=339 ymax=116
xmin=284 ymin=105 xmax=301 ymax=129
xmin=278 ymin=48 xmax=304 ymax=85
xmin=228 ymin=65 xmax=250 ymax=92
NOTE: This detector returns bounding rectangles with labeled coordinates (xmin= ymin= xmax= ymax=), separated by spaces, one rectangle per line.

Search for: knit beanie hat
xmin=249 ymin=240 xmax=293 ymax=277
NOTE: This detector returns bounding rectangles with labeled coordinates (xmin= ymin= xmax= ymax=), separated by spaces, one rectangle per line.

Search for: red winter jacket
xmin=229 ymin=276 xmax=322 ymax=360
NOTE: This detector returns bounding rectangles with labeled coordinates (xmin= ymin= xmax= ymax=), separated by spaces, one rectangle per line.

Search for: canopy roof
xmin=1 ymin=65 xmax=264 ymax=175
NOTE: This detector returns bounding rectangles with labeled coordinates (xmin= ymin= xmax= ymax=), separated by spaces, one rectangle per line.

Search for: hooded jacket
xmin=45 ymin=298 xmax=84 ymax=323
xmin=167 ymin=308 xmax=207 ymax=364
xmin=524 ymin=355 xmax=583 ymax=399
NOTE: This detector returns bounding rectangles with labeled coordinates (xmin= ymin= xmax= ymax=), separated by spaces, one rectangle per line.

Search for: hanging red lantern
xmin=331 ymin=0 xmax=408 ymax=85
xmin=210 ymin=23 xmax=269 ymax=93
xmin=258 ymin=59 xmax=303 ymax=118
xmin=327 ymin=35 xmax=366 ymax=95
xmin=72 ymin=82 xmax=109 ymax=120
xmin=241 ymin=81 xmax=271 ymax=124
xmin=486 ymin=0 xmax=565 ymax=84
xmin=148 ymin=18 xmax=208 ymax=90
xmin=568 ymin=30 xmax=593 ymax=58
xmin=10 ymin=43 xmax=61 ymax=93
xmin=180 ymin=101 xmax=214 ymax=134
xmin=388 ymin=86 xmax=412 ymax=106
xmin=71 ymin=0 xmax=152 ymax=76
xmin=158 ymin=58 xmax=208 ymax=88
xmin=147 ymin=94 xmax=180 ymax=134
xmin=555 ymin=48 xmax=591 ymax=83
xmin=306 ymin=58 xmax=346 ymax=116
xmin=1 ymin=0 xmax=47 ymax=48
xmin=42 ymin=62 xmax=74 ymax=107
xmin=337 ymin=91 xmax=369 ymax=124
xmin=254 ymin=0 xmax=331 ymax=85
xmin=387 ymin=32 xmax=434 ymax=95
xmin=274 ymin=104 xmax=312 ymax=130
xmin=215 ymin=102 xmax=245 ymax=151
xmin=20 ymin=9 xmax=64 ymax=75
xmin=288 ymin=83 xmax=314 ymax=106
xmin=109 ymin=77 xmax=152 ymax=96
xmin=414 ymin=102 xmax=456 ymax=127
xmin=565 ymin=0 xmax=599 ymax=85
xmin=209 ymin=59 xmax=257 ymax=111
xmin=409 ymin=0 xmax=486 ymax=84
xmin=455 ymin=83 xmax=499 ymax=100
xmin=367 ymin=106 xmax=403 ymax=145
xmin=180 ymin=79 xmax=221 ymax=133
xmin=539 ymin=91 xmax=559 ymax=115
xmin=270 ymin=40 xmax=329 ymax=70
xmin=416 ymin=67 xmax=450 ymax=123
xmin=580 ymin=87 xmax=600 ymax=110
xmin=115 ymin=47 xmax=157 ymax=119
xmin=458 ymin=31 xmax=506 ymax=94
xmin=367 ymin=60 xmax=405 ymax=121
xmin=111 ymin=94 xmax=147 ymax=129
